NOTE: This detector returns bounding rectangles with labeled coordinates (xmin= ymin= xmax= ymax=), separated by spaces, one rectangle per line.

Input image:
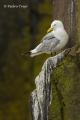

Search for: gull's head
xmin=47 ymin=20 xmax=64 ymax=33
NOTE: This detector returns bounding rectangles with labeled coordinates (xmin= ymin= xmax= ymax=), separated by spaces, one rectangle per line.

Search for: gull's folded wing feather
xmin=42 ymin=32 xmax=55 ymax=41
xmin=30 ymin=32 xmax=60 ymax=57
xmin=36 ymin=33 xmax=60 ymax=53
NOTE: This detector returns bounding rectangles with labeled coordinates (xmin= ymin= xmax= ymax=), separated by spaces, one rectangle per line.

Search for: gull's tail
xmin=21 ymin=49 xmax=42 ymax=57
xmin=22 ymin=43 xmax=44 ymax=57
xmin=29 ymin=43 xmax=44 ymax=57
xmin=30 ymin=49 xmax=42 ymax=57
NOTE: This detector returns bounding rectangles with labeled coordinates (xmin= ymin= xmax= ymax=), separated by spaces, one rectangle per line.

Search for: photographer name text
xmin=4 ymin=4 xmax=28 ymax=9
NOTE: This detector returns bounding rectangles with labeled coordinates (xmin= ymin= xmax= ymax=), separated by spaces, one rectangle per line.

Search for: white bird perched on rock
xmin=29 ymin=20 xmax=69 ymax=57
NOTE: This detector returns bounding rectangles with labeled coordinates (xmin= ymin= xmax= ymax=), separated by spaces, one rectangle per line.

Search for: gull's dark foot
xmin=51 ymin=52 xmax=53 ymax=56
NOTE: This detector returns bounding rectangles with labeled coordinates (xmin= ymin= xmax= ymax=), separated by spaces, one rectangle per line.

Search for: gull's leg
xmin=51 ymin=52 xmax=53 ymax=56
xmin=51 ymin=52 xmax=57 ymax=56
xmin=51 ymin=52 xmax=53 ymax=57
xmin=54 ymin=52 xmax=57 ymax=55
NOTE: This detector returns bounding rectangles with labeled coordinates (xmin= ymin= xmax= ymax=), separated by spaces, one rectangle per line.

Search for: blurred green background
xmin=0 ymin=0 xmax=80 ymax=120
xmin=0 ymin=0 xmax=53 ymax=120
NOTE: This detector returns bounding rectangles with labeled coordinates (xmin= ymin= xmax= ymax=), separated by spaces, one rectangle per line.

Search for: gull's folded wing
xmin=40 ymin=32 xmax=60 ymax=52
xmin=30 ymin=32 xmax=60 ymax=57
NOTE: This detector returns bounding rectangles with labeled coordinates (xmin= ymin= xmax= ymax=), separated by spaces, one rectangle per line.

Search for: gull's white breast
xmin=53 ymin=28 xmax=68 ymax=51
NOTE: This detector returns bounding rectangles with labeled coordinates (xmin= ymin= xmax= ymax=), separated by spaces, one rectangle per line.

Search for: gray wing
xmin=38 ymin=32 xmax=60 ymax=53
xmin=42 ymin=32 xmax=56 ymax=41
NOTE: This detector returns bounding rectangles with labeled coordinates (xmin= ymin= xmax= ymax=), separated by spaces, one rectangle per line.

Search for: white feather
xmin=30 ymin=20 xmax=69 ymax=57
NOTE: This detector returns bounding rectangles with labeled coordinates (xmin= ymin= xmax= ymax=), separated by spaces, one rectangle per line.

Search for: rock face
xmin=30 ymin=49 xmax=70 ymax=120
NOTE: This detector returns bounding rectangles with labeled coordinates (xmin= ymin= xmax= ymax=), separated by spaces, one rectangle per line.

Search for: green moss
xmin=48 ymin=56 xmax=80 ymax=120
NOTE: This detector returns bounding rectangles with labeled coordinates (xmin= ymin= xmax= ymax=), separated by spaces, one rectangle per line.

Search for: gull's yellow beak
xmin=47 ymin=27 xmax=53 ymax=33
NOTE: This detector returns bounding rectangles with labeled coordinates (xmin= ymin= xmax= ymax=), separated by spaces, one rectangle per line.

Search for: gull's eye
xmin=54 ymin=24 xmax=56 ymax=27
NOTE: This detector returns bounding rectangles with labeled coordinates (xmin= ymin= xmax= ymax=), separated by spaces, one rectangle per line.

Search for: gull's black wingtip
xmin=21 ymin=51 xmax=31 ymax=57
